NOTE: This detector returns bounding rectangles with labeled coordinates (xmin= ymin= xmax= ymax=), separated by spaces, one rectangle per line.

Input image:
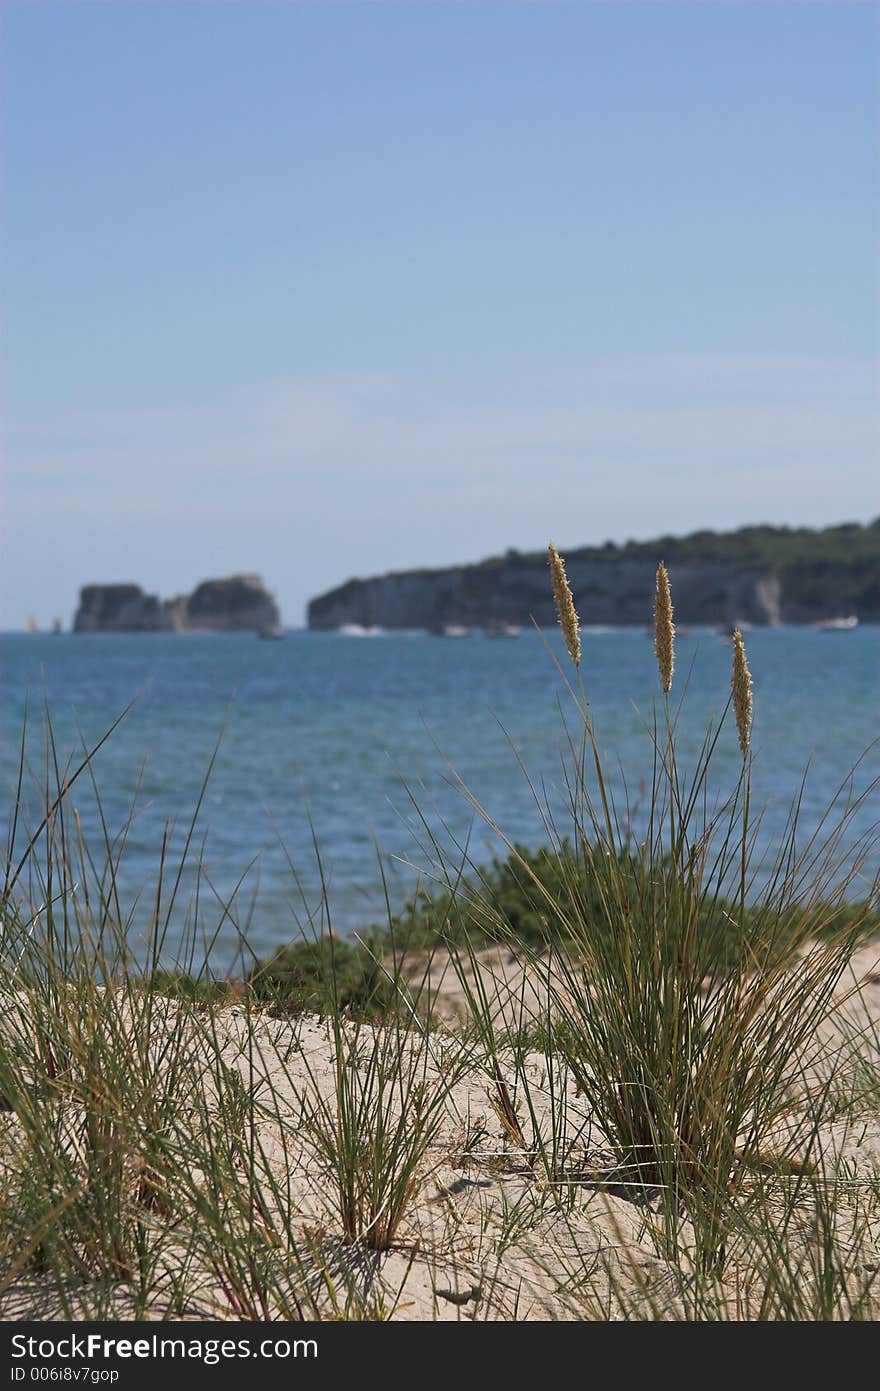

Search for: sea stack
xmin=73 ymin=576 xmax=281 ymax=634
xmin=73 ymin=584 xmax=172 ymax=633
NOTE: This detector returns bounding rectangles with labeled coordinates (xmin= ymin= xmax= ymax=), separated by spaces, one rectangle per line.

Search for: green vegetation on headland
xmin=482 ymin=518 xmax=880 ymax=569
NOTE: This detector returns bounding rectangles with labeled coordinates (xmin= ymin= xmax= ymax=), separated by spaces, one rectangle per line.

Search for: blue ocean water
xmin=1 ymin=626 xmax=877 ymax=966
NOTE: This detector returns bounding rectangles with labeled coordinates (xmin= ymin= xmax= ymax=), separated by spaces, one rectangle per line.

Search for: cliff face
xmin=307 ymin=554 xmax=876 ymax=630
xmin=73 ymin=576 xmax=281 ymax=634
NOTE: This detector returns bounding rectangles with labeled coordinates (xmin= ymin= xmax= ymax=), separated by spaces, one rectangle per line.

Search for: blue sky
xmin=2 ymin=0 xmax=877 ymax=628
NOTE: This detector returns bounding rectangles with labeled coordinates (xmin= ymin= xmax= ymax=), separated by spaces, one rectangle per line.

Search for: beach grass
xmin=0 ymin=563 xmax=878 ymax=1320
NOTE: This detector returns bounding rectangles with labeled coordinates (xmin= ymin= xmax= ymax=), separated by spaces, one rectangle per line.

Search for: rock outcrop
xmin=73 ymin=576 xmax=281 ymax=634
xmin=175 ymin=577 xmax=281 ymax=633
xmin=73 ymin=585 xmax=173 ymax=633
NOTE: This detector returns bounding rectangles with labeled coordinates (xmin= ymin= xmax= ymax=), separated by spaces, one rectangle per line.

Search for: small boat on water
xmin=26 ymin=616 xmax=37 ymax=634
xmin=430 ymin=624 xmax=473 ymax=638
xmin=257 ymin=624 xmax=286 ymax=640
xmin=815 ymin=615 xmax=858 ymax=632
xmin=485 ymin=623 xmax=521 ymax=639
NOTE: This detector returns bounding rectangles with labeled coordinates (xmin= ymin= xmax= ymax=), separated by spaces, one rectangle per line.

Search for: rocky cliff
xmin=307 ymin=524 xmax=880 ymax=630
xmin=73 ymin=576 xmax=281 ymax=634
xmin=307 ymin=558 xmax=784 ymax=630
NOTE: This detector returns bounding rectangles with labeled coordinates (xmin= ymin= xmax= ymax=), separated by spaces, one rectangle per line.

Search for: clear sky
xmin=2 ymin=0 xmax=877 ymax=629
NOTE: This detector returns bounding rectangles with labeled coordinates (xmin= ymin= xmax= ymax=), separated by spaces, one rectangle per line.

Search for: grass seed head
xmin=732 ymin=628 xmax=753 ymax=756
xmin=548 ymin=544 xmax=581 ymax=668
xmin=654 ymin=563 xmax=675 ymax=693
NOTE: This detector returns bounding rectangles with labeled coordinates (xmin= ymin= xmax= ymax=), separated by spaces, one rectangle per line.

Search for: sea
xmin=1 ymin=625 xmax=877 ymax=969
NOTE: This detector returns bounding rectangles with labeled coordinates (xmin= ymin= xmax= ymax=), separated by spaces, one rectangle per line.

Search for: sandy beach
xmin=3 ymin=940 xmax=878 ymax=1322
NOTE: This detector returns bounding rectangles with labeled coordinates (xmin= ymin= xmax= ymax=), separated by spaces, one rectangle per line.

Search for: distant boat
xmin=26 ymin=616 xmax=37 ymax=634
xmin=485 ymin=623 xmax=521 ymax=639
xmin=815 ymin=615 xmax=858 ymax=632
xmin=437 ymin=624 xmax=472 ymax=638
xmin=257 ymin=624 xmax=286 ymax=640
